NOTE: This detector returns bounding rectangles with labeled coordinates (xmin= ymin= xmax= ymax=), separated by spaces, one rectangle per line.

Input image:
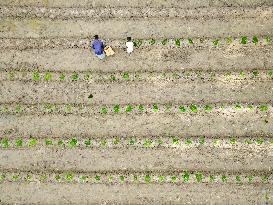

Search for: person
xmin=126 ymin=37 xmax=134 ymax=54
xmin=92 ymin=35 xmax=105 ymax=60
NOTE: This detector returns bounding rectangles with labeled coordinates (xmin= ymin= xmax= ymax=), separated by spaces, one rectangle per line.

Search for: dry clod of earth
xmin=0 ymin=0 xmax=272 ymax=204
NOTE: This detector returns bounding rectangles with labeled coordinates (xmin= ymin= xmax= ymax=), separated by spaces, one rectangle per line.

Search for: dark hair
xmin=127 ymin=37 xmax=132 ymax=41
xmin=94 ymin=35 xmax=99 ymax=39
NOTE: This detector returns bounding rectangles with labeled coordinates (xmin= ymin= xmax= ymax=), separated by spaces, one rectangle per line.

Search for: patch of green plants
xmin=14 ymin=104 xmax=21 ymax=113
xmin=221 ymin=175 xmax=227 ymax=183
xmin=40 ymin=175 xmax=47 ymax=181
xmin=268 ymin=70 xmax=273 ymax=77
xmin=133 ymin=39 xmax=143 ymax=48
xmin=123 ymin=72 xmax=129 ymax=80
xmin=259 ymin=105 xmax=268 ymax=111
xmin=55 ymin=175 xmax=61 ymax=182
xmin=265 ymin=36 xmax=271 ymax=43
xmin=100 ymin=139 xmax=107 ymax=146
xmin=29 ymin=138 xmax=37 ymax=147
xmin=209 ymin=175 xmax=215 ymax=182
xmin=175 ymin=39 xmax=181 ymax=46
xmin=158 ymin=175 xmax=165 ymax=182
xmin=230 ymin=138 xmax=237 ymax=145
xmin=33 ymin=71 xmax=40 ymax=81
xmin=101 ymin=107 xmax=108 ymax=114
xmin=126 ymin=105 xmax=133 ymax=113
xmin=95 ymin=175 xmax=101 ymax=181
xmin=172 ymin=138 xmax=179 ymax=145
xmin=161 ymin=39 xmax=168 ymax=45
xmin=72 ymin=72 xmax=79 ymax=81
xmin=114 ymin=104 xmax=120 ymax=113
xmin=188 ymin=38 xmax=193 ymax=44
xmin=145 ymin=175 xmax=151 ymax=183
xmin=2 ymin=139 xmax=9 ymax=148
xmin=138 ymin=104 xmax=144 ymax=112
xmin=129 ymin=138 xmax=136 ymax=145
xmin=70 ymin=138 xmax=77 ymax=147
xmin=247 ymin=175 xmax=254 ymax=183
xmin=149 ymin=38 xmax=156 ymax=45
xmin=171 ymin=175 xmax=177 ymax=182
xmin=45 ymin=72 xmax=52 ymax=81
xmin=16 ymin=139 xmax=23 ymax=147
xmin=179 ymin=106 xmax=186 ymax=113
xmin=226 ymin=37 xmax=233 ymax=44
xmin=66 ymin=174 xmax=73 ymax=181
xmin=252 ymin=70 xmax=259 ymax=77
xmin=84 ymin=139 xmax=92 ymax=146
xmin=236 ymin=176 xmax=241 ymax=183
xmin=212 ymin=39 xmax=219 ymax=46
xmin=241 ymin=36 xmax=248 ymax=44
xmin=213 ymin=139 xmax=220 ymax=145
xmin=199 ymin=137 xmax=205 ymax=145
xmin=239 ymin=71 xmax=245 ymax=77
xmin=120 ymin=175 xmax=125 ymax=182
xmin=59 ymin=73 xmax=65 ymax=81
xmin=183 ymin=171 xmax=190 ymax=182
xmin=190 ymin=104 xmax=198 ymax=113
xmin=185 ymin=139 xmax=192 ymax=145
xmin=235 ymin=104 xmax=242 ymax=110
xmin=45 ymin=139 xmax=53 ymax=145
xmin=144 ymin=139 xmax=152 ymax=147
xmin=153 ymin=104 xmax=159 ymax=112
xmin=256 ymin=139 xmax=264 ymax=145
xmin=252 ymin=36 xmax=258 ymax=44
xmin=8 ymin=72 xmax=14 ymax=80
xmin=80 ymin=175 xmax=87 ymax=182
xmin=110 ymin=74 xmax=116 ymax=81
xmin=205 ymin=105 xmax=213 ymax=112
xmin=195 ymin=173 xmax=203 ymax=182
xmin=58 ymin=140 xmax=64 ymax=147
xmin=12 ymin=175 xmax=19 ymax=181
xmin=113 ymin=138 xmax=120 ymax=145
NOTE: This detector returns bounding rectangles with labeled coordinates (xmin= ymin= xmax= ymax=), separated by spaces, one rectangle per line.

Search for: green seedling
xmin=209 ymin=175 xmax=215 ymax=182
xmin=199 ymin=137 xmax=205 ymax=145
xmin=12 ymin=175 xmax=19 ymax=181
xmin=179 ymin=106 xmax=186 ymax=113
xmin=212 ymin=39 xmax=219 ymax=46
xmin=45 ymin=72 xmax=52 ymax=81
xmin=161 ymin=39 xmax=168 ymax=45
xmin=66 ymin=174 xmax=73 ymax=182
xmin=153 ymin=104 xmax=159 ymax=112
xmin=72 ymin=72 xmax=79 ymax=81
xmin=33 ymin=71 xmax=40 ymax=81
xmin=157 ymin=139 xmax=163 ymax=145
xmin=226 ymin=37 xmax=233 ymax=44
xmin=138 ymin=105 xmax=144 ymax=112
xmin=247 ymin=105 xmax=254 ymax=110
xmin=84 ymin=73 xmax=91 ymax=80
xmin=120 ymin=175 xmax=125 ymax=182
xmin=126 ymin=105 xmax=133 ymax=113
xmin=59 ymin=73 xmax=65 ymax=81
xmin=158 ymin=175 xmax=165 ymax=182
xmin=183 ymin=172 xmax=190 ymax=182
xmin=29 ymin=139 xmax=37 ymax=147
xmin=185 ymin=139 xmax=192 ymax=145
xmin=113 ymin=138 xmax=120 ymax=145
xmin=164 ymin=103 xmax=172 ymax=112
xmin=230 ymin=138 xmax=237 ymax=145
xmin=190 ymin=104 xmax=198 ymax=113
xmin=245 ymin=139 xmax=252 ymax=144
xmin=252 ymin=36 xmax=258 ymax=44
xmin=80 ymin=176 xmax=87 ymax=182
xmin=66 ymin=104 xmax=72 ymax=113
xmin=161 ymin=72 xmax=166 ymax=79
xmin=241 ymin=36 xmax=248 ymax=44
xmin=172 ymin=138 xmax=179 ymax=145
xmin=8 ymin=72 xmax=14 ymax=80
xmin=100 ymin=139 xmax=107 ymax=147
xmin=262 ymin=176 xmax=269 ymax=183
xmin=58 ymin=140 xmax=64 ymax=147
xmin=256 ymin=139 xmax=264 ymax=145
xmin=133 ymin=39 xmax=143 ymax=48
xmin=2 ymin=139 xmax=9 ymax=148
xmin=110 ymin=74 xmax=116 ymax=81
xmin=2 ymin=105 xmax=8 ymax=113
xmin=235 ymin=104 xmax=242 ymax=110
xmin=129 ymin=139 xmax=136 ymax=145
xmin=101 ymin=107 xmax=108 ymax=114
xmin=221 ymin=175 xmax=227 ymax=183
xmin=0 ymin=175 xmax=5 ymax=181
xmin=84 ymin=139 xmax=91 ymax=146
xmin=145 ymin=175 xmax=151 ymax=183
xmin=149 ymin=38 xmax=156 ymax=45
xmin=175 ymin=39 xmax=181 ymax=46
xmin=265 ymin=36 xmax=271 ymax=43
xmin=70 ymin=138 xmax=77 ymax=147
xmin=16 ymin=139 xmax=23 ymax=147
xmin=188 ymin=38 xmax=193 ymax=44
xmin=40 ymin=175 xmax=47 ymax=181
xmin=213 ymin=139 xmax=220 ymax=145
xmin=195 ymin=173 xmax=203 ymax=182
xmin=26 ymin=175 xmax=32 ymax=181
xmin=144 ymin=139 xmax=152 ymax=147
xmin=259 ymin=105 xmax=268 ymax=111
xmin=205 ymin=105 xmax=213 ymax=112
xmin=268 ymin=70 xmax=273 ymax=77
xmin=236 ymin=176 xmax=241 ymax=183
xmin=55 ymin=175 xmax=61 ymax=182
xmin=114 ymin=104 xmax=120 ymax=113
xmin=247 ymin=175 xmax=254 ymax=183
xmin=45 ymin=139 xmax=53 ymax=145
xmin=108 ymin=176 xmax=113 ymax=182
xmin=123 ymin=72 xmax=129 ymax=80
xmin=133 ymin=175 xmax=138 ymax=182
xmin=172 ymin=72 xmax=179 ymax=79
xmin=95 ymin=175 xmax=101 ymax=181
xmin=239 ymin=71 xmax=245 ymax=77
xmin=252 ymin=70 xmax=259 ymax=77
xmin=171 ymin=175 xmax=177 ymax=182
xmin=134 ymin=72 xmax=141 ymax=80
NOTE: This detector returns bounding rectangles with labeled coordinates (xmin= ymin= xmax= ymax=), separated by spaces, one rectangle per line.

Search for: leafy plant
xmin=120 ymin=175 xmax=125 ymax=182
xmin=114 ymin=104 xmax=120 ymax=113
xmin=100 ymin=139 xmax=107 ymax=146
xmin=126 ymin=105 xmax=133 ymax=113
xmin=133 ymin=39 xmax=143 ymax=48
xmin=213 ymin=39 xmax=219 ymax=46
xmin=144 ymin=139 xmax=152 ymax=147
xmin=0 ymin=175 xmax=5 ymax=181
xmin=84 ymin=139 xmax=91 ymax=146
xmin=113 ymin=138 xmax=120 ymax=145
xmin=226 ymin=37 xmax=233 ymax=44
xmin=221 ymin=175 xmax=227 ymax=183
xmin=241 ymin=36 xmax=248 ymax=44
xmin=45 ymin=72 xmax=52 ymax=81
xmin=245 ymin=139 xmax=252 ymax=144
xmin=80 ymin=176 xmax=87 ymax=182
xmin=205 ymin=105 xmax=213 ymax=112
xmin=161 ymin=39 xmax=168 ymax=45
xmin=175 ymin=39 xmax=181 ymax=46
xmin=145 ymin=175 xmax=151 ymax=183
xmin=190 ymin=104 xmax=198 ymax=113
xmin=183 ymin=171 xmax=190 ymax=182
xmin=72 ymin=72 xmax=79 ymax=81
xmin=188 ymin=38 xmax=193 ymax=44
xmin=230 ymin=138 xmax=236 ymax=145
xmin=235 ymin=104 xmax=242 ymax=110
xmin=247 ymin=175 xmax=254 ymax=183
xmin=84 ymin=73 xmax=91 ymax=80
xmin=138 ymin=105 xmax=144 ymax=112
xmin=29 ymin=138 xmax=37 ymax=147
xmin=101 ymin=107 xmax=108 ymax=114
xmin=239 ymin=71 xmax=245 ymax=77
xmin=199 ymin=137 xmax=205 ymax=145
xmin=110 ymin=74 xmax=116 ymax=81
xmin=268 ymin=70 xmax=273 ymax=77
xmin=16 ymin=139 xmax=23 ymax=147
xmin=108 ymin=176 xmax=113 ymax=182
xmin=149 ymin=38 xmax=156 ymax=45
xmin=58 ymin=140 xmax=64 ymax=147
xmin=12 ymin=175 xmax=19 ymax=181
xmin=256 ymin=139 xmax=264 ymax=145
xmin=265 ymin=36 xmax=271 ymax=43
xmin=236 ymin=176 xmax=241 ymax=183
xmin=252 ymin=70 xmax=259 ymax=77
xmin=252 ymin=36 xmax=258 ymax=44
xmin=153 ymin=104 xmax=159 ymax=112
xmin=129 ymin=138 xmax=136 ymax=145
xmin=40 ymin=175 xmax=47 ymax=181
xmin=66 ymin=104 xmax=72 ymax=113
xmin=8 ymin=72 xmax=14 ymax=80
xmin=195 ymin=173 xmax=203 ymax=182
xmin=158 ymin=175 xmax=165 ymax=182
xmin=133 ymin=175 xmax=138 ymax=182
xmin=45 ymin=139 xmax=53 ymax=145
xmin=33 ymin=71 xmax=40 ymax=81
xmin=185 ymin=139 xmax=192 ymax=145
xmin=70 ymin=138 xmax=77 ymax=147
xmin=123 ymin=72 xmax=129 ymax=80
xmin=171 ymin=175 xmax=177 ymax=182
xmin=172 ymin=138 xmax=179 ymax=145
xmin=59 ymin=73 xmax=65 ymax=81
xmin=157 ymin=139 xmax=163 ymax=145
xmin=261 ymin=176 xmax=269 ymax=183
xmin=95 ymin=175 xmax=101 ymax=181
xmin=247 ymin=105 xmax=254 ymax=110
xmin=179 ymin=106 xmax=186 ymax=113
xmin=2 ymin=139 xmax=9 ymax=148
xmin=2 ymin=105 xmax=8 ymax=113
xmin=66 ymin=174 xmax=73 ymax=181
xmin=259 ymin=105 xmax=268 ymax=111
xmin=209 ymin=175 xmax=215 ymax=182
xmin=55 ymin=175 xmax=61 ymax=182
xmin=172 ymin=72 xmax=179 ymax=79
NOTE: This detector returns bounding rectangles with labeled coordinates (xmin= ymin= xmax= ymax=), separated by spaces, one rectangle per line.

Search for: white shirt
xmin=126 ymin=41 xmax=134 ymax=53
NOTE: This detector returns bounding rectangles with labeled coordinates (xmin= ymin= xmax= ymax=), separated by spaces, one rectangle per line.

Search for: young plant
xmin=33 ymin=71 xmax=40 ymax=81
xmin=179 ymin=106 xmax=186 ymax=113
xmin=268 ymin=70 xmax=273 ymax=77
xmin=241 ymin=36 xmax=248 ymax=44
xmin=45 ymin=72 xmax=52 ymax=81
xmin=236 ymin=175 xmax=241 ymax=183
xmin=195 ymin=173 xmax=203 ymax=182
xmin=110 ymin=74 xmax=116 ymax=81
xmin=175 ymin=39 xmax=181 ymax=46
xmin=12 ymin=175 xmax=19 ymax=181
xmin=158 ymin=175 xmax=165 ymax=182
xmin=247 ymin=105 xmax=254 ymax=110
xmin=84 ymin=73 xmax=91 ymax=81
xmin=45 ymin=139 xmax=53 ymax=145
xmin=172 ymin=72 xmax=179 ymax=79
xmin=247 ymin=175 xmax=254 ymax=183
xmin=100 ymin=139 xmax=107 ymax=147
xmin=72 ymin=72 xmax=79 ymax=81
xmin=2 ymin=139 xmax=9 ymax=148
xmin=252 ymin=36 xmax=258 ymax=44
xmin=126 ymin=105 xmax=133 ymax=113
xmin=133 ymin=39 xmax=143 ymax=48
xmin=172 ymin=138 xmax=179 ymax=145
xmin=84 ymin=139 xmax=92 ymax=146
xmin=29 ymin=138 xmax=37 ymax=147
xmin=101 ymin=107 xmax=108 ymax=114
xmin=123 ymin=72 xmax=129 ymax=80
xmin=8 ymin=72 xmax=14 ymax=80
xmin=70 ymin=138 xmax=77 ymax=147
xmin=221 ymin=175 xmax=227 ymax=183
xmin=145 ymin=175 xmax=151 ymax=183
xmin=185 ymin=139 xmax=192 ymax=145
xmin=113 ymin=138 xmax=120 ymax=145
xmin=205 ymin=105 xmax=213 ymax=112
xmin=149 ymin=38 xmax=156 ymax=45
xmin=66 ymin=174 xmax=73 ymax=182
xmin=190 ymin=104 xmax=198 ymax=113
xmin=265 ymin=36 xmax=271 ymax=43
xmin=230 ymin=138 xmax=237 ymax=145
xmin=16 ymin=139 xmax=23 ymax=147
xmin=171 ymin=175 xmax=177 ymax=182
xmin=144 ymin=139 xmax=152 ymax=147
xmin=183 ymin=171 xmax=190 ymax=182
xmin=235 ymin=104 xmax=242 ymax=110
xmin=55 ymin=175 xmax=61 ymax=182
xmin=259 ymin=105 xmax=268 ymax=111
xmin=40 ymin=175 xmax=47 ymax=182
xmin=199 ymin=137 xmax=205 ymax=145
xmin=80 ymin=175 xmax=87 ymax=182
xmin=161 ymin=39 xmax=168 ymax=45
xmin=188 ymin=38 xmax=193 ymax=44
xmin=15 ymin=105 xmax=22 ymax=113
xmin=212 ymin=39 xmax=219 ymax=46
xmin=239 ymin=71 xmax=245 ymax=77
xmin=157 ymin=139 xmax=163 ymax=145
xmin=58 ymin=140 xmax=64 ymax=147
xmin=129 ymin=138 xmax=136 ymax=145
xmin=59 ymin=73 xmax=65 ymax=81
xmin=226 ymin=37 xmax=233 ymax=44
xmin=133 ymin=175 xmax=138 ymax=182
xmin=120 ymin=175 xmax=125 ymax=182
xmin=138 ymin=104 xmax=144 ymax=112
xmin=114 ymin=104 xmax=120 ymax=113
xmin=108 ymin=176 xmax=114 ymax=182
xmin=245 ymin=139 xmax=252 ymax=144
xmin=252 ymin=70 xmax=259 ymax=77
xmin=209 ymin=175 xmax=215 ymax=182
xmin=153 ymin=104 xmax=159 ymax=112
xmin=256 ymin=139 xmax=264 ymax=145
xmin=66 ymin=104 xmax=72 ymax=113
xmin=95 ymin=175 xmax=101 ymax=181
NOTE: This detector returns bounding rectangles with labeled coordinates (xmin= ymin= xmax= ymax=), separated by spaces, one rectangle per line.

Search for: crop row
xmin=1 ymin=70 xmax=272 ymax=82
xmin=0 ymin=103 xmax=271 ymax=115
xmin=0 ymin=172 xmax=271 ymax=184
xmin=1 ymin=137 xmax=272 ymax=149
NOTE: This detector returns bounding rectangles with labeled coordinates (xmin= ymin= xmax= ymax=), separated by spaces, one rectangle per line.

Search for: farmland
xmin=0 ymin=0 xmax=273 ymax=204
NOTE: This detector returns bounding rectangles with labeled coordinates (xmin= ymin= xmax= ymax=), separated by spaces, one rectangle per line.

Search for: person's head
xmin=127 ymin=37 xmax=132 ymax=42
xmin=94 ymin=35 xmax=99 ymax=40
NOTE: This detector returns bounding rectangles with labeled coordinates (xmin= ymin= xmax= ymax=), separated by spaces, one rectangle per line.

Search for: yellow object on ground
xmin=104 ymin=46 xmax=115 ymax=56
